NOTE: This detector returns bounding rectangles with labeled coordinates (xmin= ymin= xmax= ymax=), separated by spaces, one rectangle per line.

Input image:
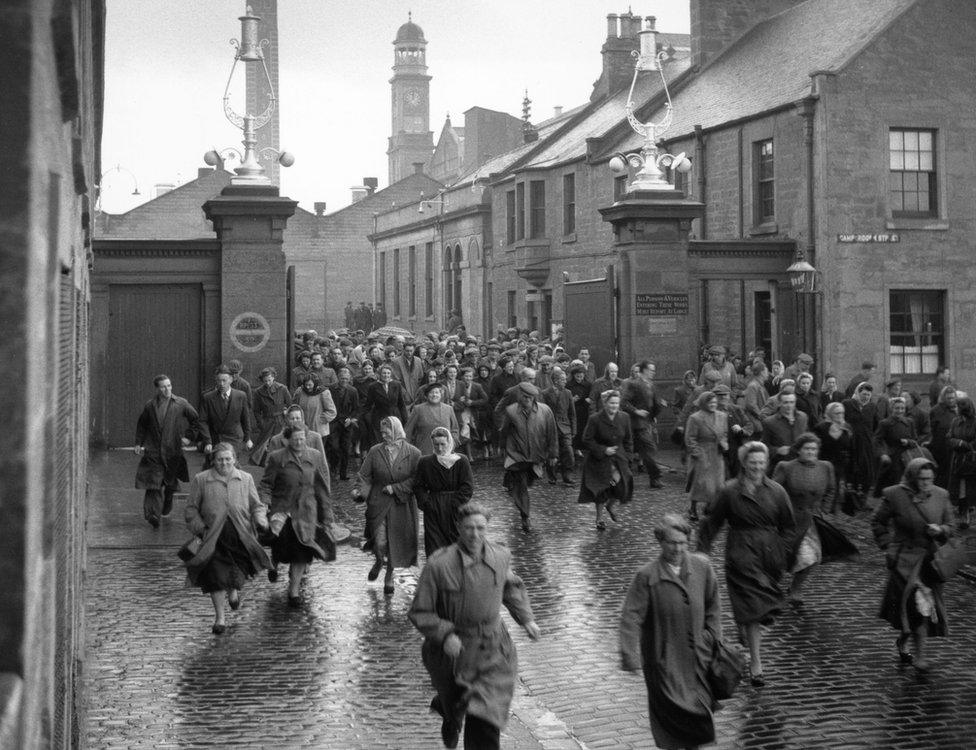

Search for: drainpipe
xmin=694 ymin=124 xmax=706 ymax=238
xmin=798 ymin=95 xmax=818 ymax=372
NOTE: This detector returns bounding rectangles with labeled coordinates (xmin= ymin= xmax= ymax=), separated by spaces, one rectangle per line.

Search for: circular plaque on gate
xmin=230 ymin=312 xmax=271 ymax=353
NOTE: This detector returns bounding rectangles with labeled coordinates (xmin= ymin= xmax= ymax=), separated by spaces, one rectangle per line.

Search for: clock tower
xmin=388 ymin=14 xmax=433 ymax=184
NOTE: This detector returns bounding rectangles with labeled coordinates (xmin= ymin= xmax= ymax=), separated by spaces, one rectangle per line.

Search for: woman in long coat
xmin=184 ymin=442 xmax=271 ymax=633
xmin=772 ymin=433 xmax=835 ymax=606
xmin=929 ymin=385 xmax=958 ymax=489
xmin=621 ymin=513 xmax=724 ymax=750
xmin=872 ymin=457 xmax=954 ymax=670
xmin=699 ymin=441 xmax=795 ymax=686
xmin=684 ymin=391 xmax=728 ymax=521
xmin=353 ymin=416 xmax=421 ymax=595
xmin=409 ymin=502 xmax=540 ymax=750
xmin=414 ymin=426 xmax=474 ymax=556
xmin=292 ymin=372 xmax=337 ymax=441
xmin=405 ymin=382 xmax=459 ymax=455
xmin=947 ymin=395 xmax=976 ymax=528
xmin=578 ymin=389 xmax=633 ymax=530
xmin=352 ymin=360 xmax=378 ymax=449
xmin=567 ymin=365 xmax=593 ymax=452
xmin=813 ymin=402 xmax=853 ymax=513
xmin=251 ymin=366 xmax=290 ymax=466
xmin=874 ymin=396 xmax=918 ymax=496
xmin=841 ymin=382 xmax=878 ymax=506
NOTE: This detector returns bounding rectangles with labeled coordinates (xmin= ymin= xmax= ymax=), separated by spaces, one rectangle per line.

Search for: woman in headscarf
xmin=184 ymin=443 xmax=271 ymax=633
xmin=947 ymin=395 xmax=976 ymax=529
xmin=292 ymin=372 xmax=337 ymax=442
xmin=764 ymin=359 xmax=785 ymax=396
xmin=578 ymin=389 xmax=633 ymax=530
xmin=874 ymin=396 xmax=918 ymax=497
xmin=405 ymin=381 xmax=459 ymax=455
xmin=671 ymin=369 xmax=699 ymax=415
xmin=698 ymin=441 xmax=794 ymax=686
xmin=250 ymin=366 xmax=290 ymax=466
xmin=813 ymin=401 xmax=854 ymax=513
xmin=620 ymin=513 xmax=724 ymax=750
xmin=872 ymin=457 xmax=954 ymax=671
xmin=772 ymin=433 xmax=835 ymax=606
xmin=567 ymin=364 xmax=593 ymax=454
xmin=684 ymin=390 xmax=729 ymax=521
xmin=413 ymin=426 xmax=474 ymax=557
xmin=842 ymin=382 xmax=878 ymax=507
xmin=353 ymin=416 xmax=421 ymax=595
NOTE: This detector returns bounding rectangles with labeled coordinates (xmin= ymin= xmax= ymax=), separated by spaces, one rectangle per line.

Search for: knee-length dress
xmin=698 ymin=476 xmax=795 ymax=625
xmin=684 ymin=409 xmax=728 ymax=508
xmin=772 ymin=458 xmax=835 ymax=571
xmin=355 ymin=440 xmax=421 ymax=567
xmin=414 ymin=454 xmax=474 ymax=557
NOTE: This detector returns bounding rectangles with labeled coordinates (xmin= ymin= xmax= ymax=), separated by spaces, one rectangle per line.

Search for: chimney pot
xmin=553 ymin=105 xmax=563 ymax=117
xmin=198 ymin=167 xmax=214 ymax=178
xmin=606 ymin=13 xmax=618 ymax=38
xmin=413 ymin=162 xmax=425 ymax=175
xmin=350 ymin=187 xmax=367 ymax=203
xmin=363 ymin=177 xmax=378 ymax=194
xmin=314 ymin=201 xmax=326 ymax=216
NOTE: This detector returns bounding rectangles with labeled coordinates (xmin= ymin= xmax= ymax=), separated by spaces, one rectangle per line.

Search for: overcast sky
xmin=100 ymin=1 xmax=690 ymax=214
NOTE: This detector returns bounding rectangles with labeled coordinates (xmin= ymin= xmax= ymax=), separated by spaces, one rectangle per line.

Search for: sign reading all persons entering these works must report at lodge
xmin=635 ymin=293 xmax=689 ymax=316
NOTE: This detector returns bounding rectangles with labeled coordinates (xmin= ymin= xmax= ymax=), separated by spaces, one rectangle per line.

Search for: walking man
xmin=500 ymin=382 xmax=558 ymax=533
xmin=621 ymin=360 xmax=666 ymax=488
xmin=199 ymin=365 xmax=253 ymax=469
xmin=542 ymin=367 xmax=576 ymax=485
xmin=134 ymin=374 xmax=200 ymax=528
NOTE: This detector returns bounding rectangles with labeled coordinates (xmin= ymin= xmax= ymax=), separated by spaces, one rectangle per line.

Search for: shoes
xmin=211 ymin=623 xmax=226 ymax=635
xmin=383 ymin=582 xmax=395 ymax=596
xmin=287 ymin=595 xmax=302 ymax=608
xmin=367 ymin=559 xmax=383 ymax=582
xmin=596 ymin=520 xmax=607 ymax=531
xmin=649 ymin=478 xmax=664 ymax=489
xmin=788 ymin=595 xmax=804 ymax=609
xmin=688 ymin=504 xmax=699 ymax=522
xmin=749 ymin=672 xmax=765 ymax=687
xmin=561 ymin=475 xmax=576 ymax=486
xmin=914 ymin=659 xmax=930 ymax=673
xmin=161 ymin=492 xmax=174 ymax=516
xmin=228 ymin=590 xmax=241 ymax=611
xmin=897 ymin=634 xmax=913 ymax=664
xmin=440 ymin=717 xmax=461 ymax=749
xmin=521 ymin=519 xmax=534 ymax=534
xmin=547 ymin=476 xmax=557 ymax=485
xmin=147 ymin=515 xmax=160 ymax=529
xmin=605 ymin=504 xmax=619 ymax=523
xmin=267 ymin=566 xmax=279 ymax=583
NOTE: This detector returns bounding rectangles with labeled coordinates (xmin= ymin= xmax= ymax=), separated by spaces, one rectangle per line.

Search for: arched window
xmin=453 ymin=245 xmax=463 ymax=318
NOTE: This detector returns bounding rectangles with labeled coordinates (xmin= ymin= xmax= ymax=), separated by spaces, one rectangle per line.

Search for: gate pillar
xmin=203 ymin=184 xmax=298 ymax=379
xmin=599 ymin=189 xmax=703 ymax=379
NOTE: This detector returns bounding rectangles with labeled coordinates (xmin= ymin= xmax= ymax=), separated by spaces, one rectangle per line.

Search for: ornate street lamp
xmin=203 ymin=8 xmax=293 ymax=184
xmin=787 ymin=259 xmax=819 ymax=293
xmin=608 ymin=17 xmax=691 ymax=192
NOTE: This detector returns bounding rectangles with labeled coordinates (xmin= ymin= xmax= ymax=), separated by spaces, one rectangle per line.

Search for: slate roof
xmin=623 ymin=0 xmax=916 ymax=149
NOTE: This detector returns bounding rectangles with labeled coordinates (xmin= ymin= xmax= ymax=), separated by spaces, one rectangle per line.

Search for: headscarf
xmin=380 ymin=416 xmax=406 ymax=460
xmin=900 ymin=456 xmax=937 ymax=496
xmin=430 ymin=426 xmax=462 ymax=469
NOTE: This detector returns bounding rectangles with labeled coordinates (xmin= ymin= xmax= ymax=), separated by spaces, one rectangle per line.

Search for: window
xmin=506 ymin=190 xmax=516 ymax=244
xmin=424 ymin=242 xmax=434 ymax=316
xmin=529 ymin=180 xmax=546 ymax=238
xmin=408 ymin=245 xmax=416 ymax=317
xmin=889 ymin=290 xmax=945 ymax=375
xmin=754 ymin=291 xmax=772 ymax=357
xmin=562 ymin=173 xmax=576 ymax=235
xmin=613 ymin=174 xmax=628 ymax=202
xmin=754 ymin=139 xmax=774 ymax=224
xmin=392 ymin=248 xmax=401 ymax=317
xmin=378 ymin=251 xmax=386 ymax=310
xmin=672 ymin=166 xmax=688 ymax=195
xmin=889 ymin=128 xmax=937 ymax=217
xmin=515 ymin=183 xmax=525 ymax=240
xmin=507 ymin=290 xmax=517 ymax=329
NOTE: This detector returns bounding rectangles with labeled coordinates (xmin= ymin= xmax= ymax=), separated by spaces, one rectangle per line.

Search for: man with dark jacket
xmin=621 ymin=360 xmax=666 ymax=488
xmin=134 ymin=374 xmax=200 ymax=528
xmin=542 ymin=367 xmax=576 ymax=485
xmin=364 ymin=364 xmax=407 ymax=449
xmin=199 ymin=365 xmax=252 ymax=468
xmin=328 ymin=367 xmax=360 ymax=479
xmin=500 ymin=383 xmax=558 ymax=533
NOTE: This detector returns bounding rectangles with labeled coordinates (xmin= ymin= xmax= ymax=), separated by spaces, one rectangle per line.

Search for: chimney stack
xmin=363 ymin=177 xmax=378 ymax=195
xmin=154 ymin=183 xmax=175 ymax=198
xmin=690 ymin=0 xmax=805 ymax=69
xmin=350 ymin=186 xmax=367 ymax=203
xmin=412 ymin=162 xmax=425 ymax=175
xmin=314 ymin=202 xmax=326 ymax=216
xmin=198 ymin=167 xmax=214 ymax=178
xmin=553 ymin=105 xmax=563 ymax=117
xmin=592 ymin=8 xmax=641 ymax=101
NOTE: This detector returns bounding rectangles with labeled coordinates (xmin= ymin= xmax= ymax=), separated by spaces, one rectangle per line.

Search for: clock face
xmin=405 ymin=88 xmax=421 ymax=107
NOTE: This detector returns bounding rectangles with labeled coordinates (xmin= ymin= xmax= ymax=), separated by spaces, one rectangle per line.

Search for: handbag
xmin=706 ymin=638 xmax=744 ymax=700
xmin=176 ymin=536 xmax=202 ymax=562
xmin=910 ymin=501 xmax=969 ymax=581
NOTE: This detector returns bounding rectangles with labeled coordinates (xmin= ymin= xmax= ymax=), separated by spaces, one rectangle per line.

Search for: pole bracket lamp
xmin=787 ymin=259 xmax=819 ymax=293
xmin=418 ymin=190 xmax=447 ymax=214
xmin=203 ymin=8 xmax=294 ymax=184
xmin=608 ymin=17 xmax=691 ymax=192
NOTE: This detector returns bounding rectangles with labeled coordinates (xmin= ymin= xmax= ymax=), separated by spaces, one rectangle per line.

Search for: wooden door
xmin=104 ymin=284 xmax=201 ymax=446
xmin=563 ymin=270 xmax=616 ymax=374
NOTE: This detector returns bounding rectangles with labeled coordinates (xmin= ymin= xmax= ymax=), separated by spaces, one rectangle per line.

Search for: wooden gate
xmin=563 ymin=269 xmax=616 ymax=374
xmin=104 ymin=284 xmax=202 ymax=446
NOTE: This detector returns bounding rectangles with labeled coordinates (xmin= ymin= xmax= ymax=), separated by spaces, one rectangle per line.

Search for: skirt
xmin=270 ymin=517 xmax=317 ymax=565
xmin=196 ymin=522 xmax=257 ymax=594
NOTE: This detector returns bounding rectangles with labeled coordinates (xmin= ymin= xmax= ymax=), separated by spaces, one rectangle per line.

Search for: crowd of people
xmin=129 ymin=324 xmax=970 ymax=749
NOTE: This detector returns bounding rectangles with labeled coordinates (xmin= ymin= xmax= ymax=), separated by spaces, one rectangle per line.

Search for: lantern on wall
xmin=786 ymin=259 xmax=818 ymax=293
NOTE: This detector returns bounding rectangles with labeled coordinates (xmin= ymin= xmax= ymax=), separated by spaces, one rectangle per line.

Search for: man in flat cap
xmin=783 ymin=352 xmax=814 ymax=382
xmin=699 ymin=345 xmax=739 ymax=391
xmin=499 ymin=382 xmax=558 ymax=533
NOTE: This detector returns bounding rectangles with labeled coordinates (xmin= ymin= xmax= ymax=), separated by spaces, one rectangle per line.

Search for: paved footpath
xmin=83 ymin=448 xmax=976 ymax=749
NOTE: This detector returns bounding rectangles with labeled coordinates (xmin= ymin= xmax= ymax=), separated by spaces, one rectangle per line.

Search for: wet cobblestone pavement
xmin=84 ymin=449 xmax=976 ymax=749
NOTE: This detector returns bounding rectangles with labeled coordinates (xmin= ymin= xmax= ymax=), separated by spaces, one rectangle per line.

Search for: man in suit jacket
xmin=761 ymin=392 xmax=809 ymax=473
xmin=364 ymin=364 xmax=407 ymax=449
xmin=134 ymin=374 xmax=200 ymax=528
xmin=621 ymin=360 xmax=666 ymax=488
xmin=390 ymin=341 xmax=425 ymax=404
xmin=199 ymin=365 xmax=252 ymax=468
xmin=328 ymin=367 xmax=360 ymax=479
xmin=542 ymin=367 xmax=577 ymax=485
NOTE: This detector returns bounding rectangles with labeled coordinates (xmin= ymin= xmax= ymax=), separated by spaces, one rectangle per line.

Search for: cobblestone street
xmin=84 ymin=449 xmax=976 ymax=749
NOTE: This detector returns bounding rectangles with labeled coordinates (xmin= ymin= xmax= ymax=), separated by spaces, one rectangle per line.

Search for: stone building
xmin=0 ymin=0 xmax=103 ymax=746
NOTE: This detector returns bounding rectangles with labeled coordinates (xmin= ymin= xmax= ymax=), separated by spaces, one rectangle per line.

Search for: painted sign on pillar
xmin=230 ymin=312 xmax=271 ymax=352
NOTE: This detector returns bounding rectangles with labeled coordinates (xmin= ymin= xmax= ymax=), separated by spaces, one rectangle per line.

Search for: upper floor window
xmin=529 ymin=180 xmax=546 ymax=239
xmin=562 ymin=173 xmax=576 ymax=235
xmin=392 ymin=248 xmax=401 ymax=317
xmin=889 ymin=128 xmax=937 ymax=217
xmin=506 ymin=190 xmax=516 ymax=244
xmin=754 ymin=139 xmax=774 ymax=224
xmin=408 ymin=245 xmax=416 ymax=317
xmin=889 ymin=289 xmax=944 ymax=375
xmin=515 ymin=183 xmax=525 ymax=240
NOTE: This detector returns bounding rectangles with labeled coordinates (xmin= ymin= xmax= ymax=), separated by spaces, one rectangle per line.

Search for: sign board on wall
xmin=635 ymin=293 xmax=689 ymax=316
xmin=230 ymin=312 xmax=271 ymax=352
xmin=836 ymin=233 xmax=900 ymax=243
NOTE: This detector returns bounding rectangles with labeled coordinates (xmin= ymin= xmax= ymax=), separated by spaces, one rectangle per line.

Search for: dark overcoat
xmin=198 ymin=388 xmax=251 ymax=449
xmin=354 ymin=440 xmax=421 ymax=567
xmin=260 ymin=447 xmax=334 ymax=560
xmin=578 ymin=409 xmax=633 ymax=504
xmin=134 ymin=395 xmax=199 ymax=489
